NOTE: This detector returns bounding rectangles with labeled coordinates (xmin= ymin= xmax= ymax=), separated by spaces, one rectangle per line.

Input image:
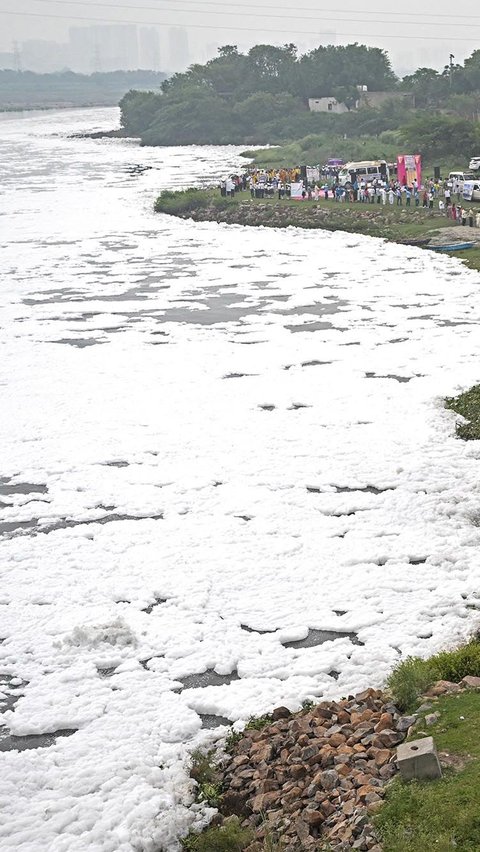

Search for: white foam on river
xmin=1 ymin=107 xmax=480 ymax=851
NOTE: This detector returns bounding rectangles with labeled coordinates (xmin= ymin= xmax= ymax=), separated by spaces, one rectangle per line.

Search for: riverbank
xmin=154 ymin=189 xmax=480 ymax=273
xmin=185 ymin=637 xmax=480 ymax=852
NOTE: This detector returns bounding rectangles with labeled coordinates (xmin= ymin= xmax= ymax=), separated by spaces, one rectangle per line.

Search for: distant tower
xmin=12 ymin=41 xmax=22 ymax=71
xmin=168 ymin=27 xmax=189 ymax=71
xmin=92 ymin=42 xmax=102 ymax=73
xmin=139 ymin=27 xmax=160 ymax=70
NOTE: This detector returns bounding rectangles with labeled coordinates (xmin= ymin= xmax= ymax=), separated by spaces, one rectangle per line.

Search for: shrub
xmin=154 ymin=189 xmax=212 ymax=216
xmin=224 ymin=730 xmax=242 ymax=754
xmin=387 ymin=656 xmax=438 ymax=712
xmin=433 ymin=642 xmax=480 ymax=683
xmin=197 ymin=781 xmax=223 ymax=808
xmin=388 ymin=638 xmax=480 ymax=711
xmin=245 ymin=714 xmax=273 ymax=731
xmin=190 ymin=748 xmax=218 ymax=785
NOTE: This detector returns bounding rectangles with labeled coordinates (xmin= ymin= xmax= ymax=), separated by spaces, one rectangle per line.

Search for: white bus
xmin=338 ymin=160 xmax=390 ymax=187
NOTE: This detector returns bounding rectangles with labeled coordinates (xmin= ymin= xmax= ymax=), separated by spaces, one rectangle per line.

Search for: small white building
xmin=308 ymin=97 xmax=349 ymax=114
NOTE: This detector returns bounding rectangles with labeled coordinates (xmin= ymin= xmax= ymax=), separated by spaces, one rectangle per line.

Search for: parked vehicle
xmin=462 ymin=180 xmax=480 ymax=201
xmin=338 ymin=160 xmax=389 ymax=188
xmin=448 ymin=171 xmax=476 ymax=188
xmin=468 ymin=156 xmax=480 ymax=171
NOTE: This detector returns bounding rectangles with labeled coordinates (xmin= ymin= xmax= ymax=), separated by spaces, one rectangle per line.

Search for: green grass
xmin=190 ymin=748 xmax=218 ymax=785
xmin=387 ymin=638 xmax=480 ymax=712
xmin=189 ymin=749 xmax=224 ymax=807
xmin=182 ymin=818 xmax=253 ymax=852
xmin=244 ymin=713 xmax=273 ymax=731
xmin=446 ymin=385 xmax=480 ymax=441
xmin=447 ymin=246 xmax=480 ymax=275
xmin=241 ymin=134 xmax=460 ymax=178
xmin=224 ymin=730 xmax=243 ymax=754
xmin=242 ymin=133 xmax=400 ymax=171
xmin=376 ymin=691 xmax=480 ymax=852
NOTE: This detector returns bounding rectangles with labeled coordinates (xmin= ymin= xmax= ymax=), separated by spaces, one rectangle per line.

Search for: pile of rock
xmin=218 ymin=689 xmax=412 ymax=852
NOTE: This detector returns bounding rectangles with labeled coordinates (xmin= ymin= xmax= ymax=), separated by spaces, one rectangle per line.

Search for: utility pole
xmin=449 ymin=54 xmax=455 ymax=89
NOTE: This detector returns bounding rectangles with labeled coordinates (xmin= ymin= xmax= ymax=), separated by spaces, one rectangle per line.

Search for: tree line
xmin=0 ymin=70 xmax=167 ymax=110
xmin=119 ymin=44 xmax=480 ymax=157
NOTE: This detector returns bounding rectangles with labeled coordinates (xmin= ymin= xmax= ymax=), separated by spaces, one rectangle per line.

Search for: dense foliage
xmin=121 ymin=43 xmax=397 ymax=145
xmin=0 ymin=70 xmax=166 ymax=109
xmin=120 ymin=43 xmax=480 ymax=155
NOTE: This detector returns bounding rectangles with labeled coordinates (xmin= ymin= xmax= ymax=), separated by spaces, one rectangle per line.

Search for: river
xmin=1 ymin=107 xmax=480 ymax=851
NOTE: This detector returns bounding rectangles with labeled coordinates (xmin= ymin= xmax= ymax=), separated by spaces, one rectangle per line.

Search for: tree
xmin=119 ymin=90 xmax=163 ymax=134
xmin=298 ymin=44 xmax=397 ymax=99
xmin=141 ymin=89 xmax=237 ymax=145
xmin=401 ymin=113 xmax=480 ymax=158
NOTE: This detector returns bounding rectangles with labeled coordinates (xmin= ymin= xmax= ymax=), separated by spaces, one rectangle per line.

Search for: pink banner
xmin=397 ymin=155 xmax=422 ymax=189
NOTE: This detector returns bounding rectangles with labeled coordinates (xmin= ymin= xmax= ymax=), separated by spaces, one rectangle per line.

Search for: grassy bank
xmin=154 ymin=188 xmax=480 ymax=273
xmin=241 ymin=134 xmax=458 ymax=178
xmin=182 ymin=638 xmax=480 ymax=852
xmin=376 ymin=690 xmax=480 ymax=852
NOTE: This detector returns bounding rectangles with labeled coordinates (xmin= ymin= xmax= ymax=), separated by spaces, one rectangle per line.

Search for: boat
xmin=428 ymin=241 xmax=475 ymax=252
xmin=398 ymin=238 xmax=431 ymax=246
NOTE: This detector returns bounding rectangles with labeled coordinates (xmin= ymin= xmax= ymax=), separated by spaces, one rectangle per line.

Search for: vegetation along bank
xmin=184 ymin=635 xmax=480 ymax=852
xmin=120 ymin=43 xmax=480 ymax=161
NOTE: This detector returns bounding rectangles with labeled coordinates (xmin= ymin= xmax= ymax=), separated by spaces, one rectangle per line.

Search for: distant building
xmin=168 ymin=28 xmax=189 ymax=71
xmin=18 ymin=40 xmax=68 ymax=72
xmin=308 ymin=97 xmax=349 ymax=114
xmin=357 ymin=89 xmax=415 ymax=109
xmin=68 ymin=25 xmax=139 ymax=73
xmin=139 ymin=27 xmax=160 ymax=71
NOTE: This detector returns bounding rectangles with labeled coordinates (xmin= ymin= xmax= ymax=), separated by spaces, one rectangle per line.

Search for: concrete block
xmin=396 ymin=736 xmax=442 ymax=781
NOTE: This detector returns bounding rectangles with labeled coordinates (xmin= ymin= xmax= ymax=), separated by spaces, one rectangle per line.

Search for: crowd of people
xmin=221 ymin=168 xmax=480 ymax=228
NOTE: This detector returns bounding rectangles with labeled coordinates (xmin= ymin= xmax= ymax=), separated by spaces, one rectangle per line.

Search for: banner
xmin=290 ymin=181 xmax=305 ymax=200
xmin=306 ymin=166 xmax=320 ymax=182
xmin=397 ymin=154 xmax=422 ymax=188
xmin=463 ymin=181 xmax=475 ymax=201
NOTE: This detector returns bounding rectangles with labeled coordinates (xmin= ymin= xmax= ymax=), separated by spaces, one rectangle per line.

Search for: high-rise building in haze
xmin=139 ymin=27 xmax=160 ymax=70
xmin=168 ymin=28 xmax=189 ymax=71
xmin=20 ymin=40 xmax=69 ymax=72
xmin=68 ymin=25 xmax=139 ymax=73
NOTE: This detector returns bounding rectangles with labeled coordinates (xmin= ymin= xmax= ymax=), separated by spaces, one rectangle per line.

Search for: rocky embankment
xmin=216 ymin=688 xmax=412 ymax=852
xmin=163 ymin=196 xmax=445 ymax=239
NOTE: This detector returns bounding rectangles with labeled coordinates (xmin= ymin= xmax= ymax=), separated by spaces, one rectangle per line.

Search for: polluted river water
xmin=1 ymin=107 xmax=480 ymax=851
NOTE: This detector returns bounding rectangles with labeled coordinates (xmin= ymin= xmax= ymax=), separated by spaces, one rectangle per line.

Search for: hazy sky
xmin=1 ymin=0 xmax=479 ymax=75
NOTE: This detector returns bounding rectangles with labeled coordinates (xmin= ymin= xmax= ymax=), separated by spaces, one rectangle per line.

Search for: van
xmin=468 ymin=156 xmax=480 ymax=171
xmin=448 ymin=171 xmax=476 ymax=188
xmin=462 ymin=180 xmax=480 ymax=202
xmin=338 ymin=160 xmax=389 ymax=187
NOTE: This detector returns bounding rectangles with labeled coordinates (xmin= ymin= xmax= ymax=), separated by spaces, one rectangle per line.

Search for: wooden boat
xmin=398 ymin=238 xmax=431 ymax=246
xmin=428 ymin=241 xmax=475 ymax=252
